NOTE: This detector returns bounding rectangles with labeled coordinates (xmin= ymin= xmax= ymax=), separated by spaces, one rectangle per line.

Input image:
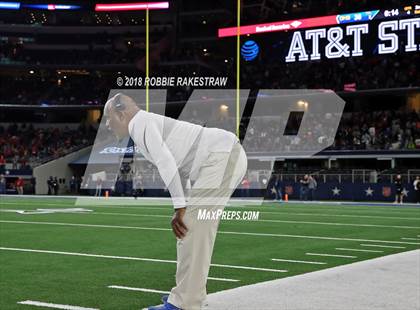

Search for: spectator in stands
xmin=394 ymin=174 xmax=403 ymax=204
xmin=0 ymin=154 xmax=5 ymax=173
xmin=15 ymin=177 xmax=24 ymax=195
xmin=0 ymin=174 xmax=6 ymax=194
xmin=308 ymin=175 xmax=317 ymax=201
xmin=414 ymin=176 xmax=420 ymax=204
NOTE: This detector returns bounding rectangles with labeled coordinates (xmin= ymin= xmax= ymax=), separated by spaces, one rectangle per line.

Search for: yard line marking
xmin=0 ymin=220 xmax=172 ymax=232
xmin=77 ymin=211 xmax=171 ymax=219
xmin=335 ymin=248 xmax=383 ymax=253
xmin=271 ymin=258 xmax=326 ymax=265
xmin=2 ymin=202 xmax=420 ymax=222
xmin=1 ymin=247 xmax=177 ymax=263
xmin=108 ymin=285 xmax=170 ymax=294
xmin=2 ymin=220 xmax=420 ymax=245
xmin=92 ymin=210 xmax=420 ymax=222
xmin=258 ymin=219 xmax=419 ymax=229
xmin=360 ymin=244 xmax=406 ymax=249
xmin=76 ymin=211 xmax=420 ymax=230
xmin=0 ymin=201 xmax=171 ymax=211
xmin=2 ymin=201 xmax=419 ymax=221
xmin=0 ymin=247 xmax=287 ymax=273
xmin=207 ymin=276 xmax=239 ymax=282
xmin=305 ymin=252 xmax=357 ymax=258
xmin=218 ymin=230 xmax=420 ymax=245
xmin=401 ymin=237 xmax=420 ymax=241
xmin=258 ymin=211 xmax=420 ymax=221
xmin=17 ymin=300 xmax=98 ymax=310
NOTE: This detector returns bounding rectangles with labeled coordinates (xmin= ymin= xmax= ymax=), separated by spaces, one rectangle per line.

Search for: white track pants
xmin=168 ymin=142 xmax=247 ymax=310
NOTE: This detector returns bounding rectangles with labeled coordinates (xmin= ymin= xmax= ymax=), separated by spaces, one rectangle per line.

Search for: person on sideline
xmin=308 ymin=175 xmax=317 ymax=201
xmin=413 ymin=176 xmax=420 ymax=204
xmin=15 ymin=177 xmax=24 ymax=195
xmin=300 ymin=174 xmax=309 ymax=201
xmin=394 ymin=174 xmax=403 ymax=204
xmin=104 ymin=93 xmax=247 ymax=310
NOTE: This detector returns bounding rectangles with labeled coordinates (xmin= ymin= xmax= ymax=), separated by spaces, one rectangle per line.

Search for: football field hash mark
xmin=360 ymin=244 xmax=406 ymax=249
xmin=108 ymin=286 xmax=170 ymax=294
xmin=305 ymin=253 xmax=357 ymax=258
xmin=17 ymin=300 xmax=99 ymax=310
xmin=271 ymin=258 xmax=326 ymax=265
xmin=335 ymin=248 xmax=383 ymax=253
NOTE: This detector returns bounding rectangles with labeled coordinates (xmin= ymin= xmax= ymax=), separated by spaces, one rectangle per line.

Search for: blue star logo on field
xmin=332 ymin=187 xmax=341 ymax=196
xmin=241 ymin=40 xmax=259 ymax=61
xmin=402 ymin=188 xmax=409 ymax=197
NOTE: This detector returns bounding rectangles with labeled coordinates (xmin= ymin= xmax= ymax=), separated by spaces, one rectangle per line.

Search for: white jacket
xmin=128 ymin=110 xmax=238 ymax=209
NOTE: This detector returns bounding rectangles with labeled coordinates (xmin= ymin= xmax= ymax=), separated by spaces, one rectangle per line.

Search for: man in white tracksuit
xmin=104 ymin=94 xmax=247 ymax=310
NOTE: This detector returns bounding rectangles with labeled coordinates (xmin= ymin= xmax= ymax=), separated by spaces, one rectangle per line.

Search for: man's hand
xmin=171 ymin=207 xmax=188 ymax=239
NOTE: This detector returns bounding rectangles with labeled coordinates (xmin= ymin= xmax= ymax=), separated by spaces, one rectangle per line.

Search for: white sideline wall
xmin=33 ymin=146 xmax=91 ymax=195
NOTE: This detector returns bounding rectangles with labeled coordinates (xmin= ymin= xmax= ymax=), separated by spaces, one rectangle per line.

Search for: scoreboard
xmin=219 ymin=5 xmax=420 ymax=62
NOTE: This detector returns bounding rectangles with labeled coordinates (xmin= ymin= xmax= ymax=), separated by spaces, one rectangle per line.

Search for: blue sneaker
xmin=161 ymin=295 xmax=169 ymax=305
xmin=147 ymin=301 xmax=182 ymax=310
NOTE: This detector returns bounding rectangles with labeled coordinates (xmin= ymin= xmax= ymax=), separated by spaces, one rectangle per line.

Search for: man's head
xmin=104 ymin=93 xmax=140 ymax=140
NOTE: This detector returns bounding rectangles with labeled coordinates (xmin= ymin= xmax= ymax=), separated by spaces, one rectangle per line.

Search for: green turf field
xmin=1 ymin=196 xmax=419 ymax=309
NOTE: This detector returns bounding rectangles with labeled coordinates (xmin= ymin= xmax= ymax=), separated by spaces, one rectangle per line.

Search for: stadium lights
xmin=220 ymin=104 xmax=229 ymax=112
xmin=297 ymin=100 xmax=309 ymax=108
xmin=0 ymin=1 xmax=20 ymax=10
xmin=95 ymin=2 xmax=169 ymax=12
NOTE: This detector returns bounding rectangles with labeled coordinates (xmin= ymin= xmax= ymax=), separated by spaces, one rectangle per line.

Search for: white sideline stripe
xmin=401 ymin=237 xmax=420 ymax=241
xmin=17 ymin=300 xmax=98 ymax=310
xmin=335 ymin=248 xmax=383 ymax=253
xmin=271 ymin=258 xmax=326 ymax=265
xmin=0 ymin=247 xmax=287 ymax=273
xmin=108 ymin=285 xmax=170 ymax=294
xmin=360 ymin=244 xmax=406 ymax=249
xmin=305 ymin=252 xmax=357 ymax=258
xmin=1 ymin=220 xmax=420 ymax=245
